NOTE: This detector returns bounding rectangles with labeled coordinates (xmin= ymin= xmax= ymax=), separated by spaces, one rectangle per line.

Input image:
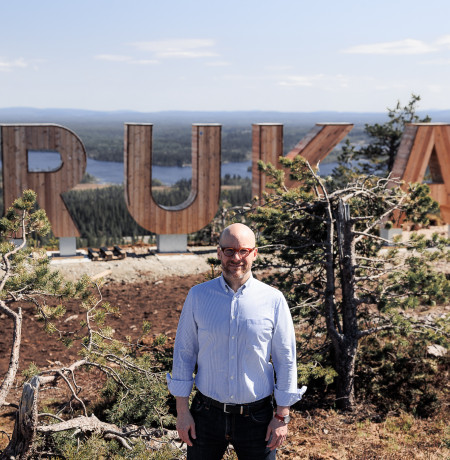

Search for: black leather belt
xmin=197 ymin=392 xmax=272 ymax=415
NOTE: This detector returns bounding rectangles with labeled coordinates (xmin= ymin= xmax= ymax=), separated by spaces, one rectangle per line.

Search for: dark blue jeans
xmin=187 ymin=393 xmax=276 ymax=460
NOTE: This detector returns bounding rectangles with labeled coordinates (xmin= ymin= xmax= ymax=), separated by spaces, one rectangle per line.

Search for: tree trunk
xmin=333 ymin=338 xmax=358 ymax=411
xmin=1 ymin=376 xmax=40 ymax=460
xmin=0 ymin=303 xmax=22 ymax=409
xmin=333 ymin=200 xmax=359 ymax=411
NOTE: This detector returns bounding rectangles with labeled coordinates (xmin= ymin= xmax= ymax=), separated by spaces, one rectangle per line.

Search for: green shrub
xmin=100 ymin=354 xmax=175 ymax=428
xmin=356 ymin=333 xmax=448 ymax=417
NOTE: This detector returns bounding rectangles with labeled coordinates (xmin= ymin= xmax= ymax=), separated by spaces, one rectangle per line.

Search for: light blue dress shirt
xmin=167 ymin=274 xmax=306 ymax=407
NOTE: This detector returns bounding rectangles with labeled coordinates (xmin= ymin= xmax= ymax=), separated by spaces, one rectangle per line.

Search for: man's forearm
xmin=175 ymin=396 xmax=196 ymax=446
xmin=175 ymin=396 xmax=191 ymax=414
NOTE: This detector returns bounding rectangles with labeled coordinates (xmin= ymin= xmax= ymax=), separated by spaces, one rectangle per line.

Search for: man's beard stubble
xmin=222 ymin=260 xmax=250 ymax=280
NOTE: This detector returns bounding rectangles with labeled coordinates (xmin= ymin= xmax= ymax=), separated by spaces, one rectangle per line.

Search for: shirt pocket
xmin=245 ymin=319 xmax=273 ymax=349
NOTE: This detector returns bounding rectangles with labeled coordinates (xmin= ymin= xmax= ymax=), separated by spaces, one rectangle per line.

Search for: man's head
xmin=217 ymin=223 xmax=258 ymax=287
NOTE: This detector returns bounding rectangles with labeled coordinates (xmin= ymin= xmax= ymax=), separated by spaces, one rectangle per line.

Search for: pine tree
xmin=249 ymin=157 xmax=449 ymax=411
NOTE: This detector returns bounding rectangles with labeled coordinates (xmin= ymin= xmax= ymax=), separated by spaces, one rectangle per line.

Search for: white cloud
xmin=131 ymin=39 xmax=218 ymax=59
xmin=434 ymin=35 xmax=450 ymax=48
xmin=95 ymin=54 xmax=158 ymax=65
xmin=342 ymin=38 xmax=436 ymax=55
xmin=278 ymin=74 xmax=349 ymax=89
xmin=0 ymin=57 xmax=27 ymax=72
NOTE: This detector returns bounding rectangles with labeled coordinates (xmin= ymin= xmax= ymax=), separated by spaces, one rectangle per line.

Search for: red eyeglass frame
xmin=219 ymin=247 xmax=256 ymax=258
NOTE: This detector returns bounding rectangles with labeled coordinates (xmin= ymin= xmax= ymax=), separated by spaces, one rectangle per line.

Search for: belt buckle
xmin=223 ymin=403 xmax=243 ymax=415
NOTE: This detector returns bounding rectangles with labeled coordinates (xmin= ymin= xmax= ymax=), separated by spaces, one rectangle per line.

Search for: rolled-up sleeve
xmin=166 ymin=290 xmax=199 ymax=397
xmin=271 ymin=296 xmax=307 ymax=407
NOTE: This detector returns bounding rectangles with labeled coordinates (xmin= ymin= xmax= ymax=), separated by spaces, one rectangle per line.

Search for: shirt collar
xmin=220 ymin=273 xmax=253 ymax=293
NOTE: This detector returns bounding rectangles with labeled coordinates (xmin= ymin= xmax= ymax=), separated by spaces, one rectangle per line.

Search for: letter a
xmin=393 ymin=123 xmax=450 ymax=223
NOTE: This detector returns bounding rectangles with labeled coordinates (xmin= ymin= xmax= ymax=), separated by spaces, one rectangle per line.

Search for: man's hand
xmin=175 ymin=396 xmax=196 ymax=446
xmin=265 ymin=416 xmax=288 ymax=451
xmin=176 ymin=410 xmax=196 ymax=446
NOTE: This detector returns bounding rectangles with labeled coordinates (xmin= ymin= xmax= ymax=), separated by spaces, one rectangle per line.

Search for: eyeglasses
xmin=219 ymin=247 xmax=256 ymax=258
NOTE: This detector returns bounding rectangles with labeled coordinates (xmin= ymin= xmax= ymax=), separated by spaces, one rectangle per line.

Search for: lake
xmin=2 ymin=152 xmax=339 ymax=185
xmin=87 ymin=158 xmax=338 ymax=185
xmin=87 ymin=158 xmax=254 ymax=185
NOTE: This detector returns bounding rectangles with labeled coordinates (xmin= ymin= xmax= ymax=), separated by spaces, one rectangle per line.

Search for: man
xmin=167 ymin=223 xmax=305 ymax=459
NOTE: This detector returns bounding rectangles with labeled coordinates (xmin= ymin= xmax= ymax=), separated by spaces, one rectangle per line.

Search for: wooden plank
xmin=88 ymin=248 xmax=100 ymax=261
xmin=91 ymin=270 xmax=112 ymax=281
xmin=100 ymin=247 xmax=114 ymax=261
xmin=113 ymin=246 xmax=127 ymax=259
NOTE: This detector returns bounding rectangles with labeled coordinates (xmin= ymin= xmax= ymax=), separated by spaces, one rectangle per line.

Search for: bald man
xmin=167 ymin=224 xmax=305 ymax=459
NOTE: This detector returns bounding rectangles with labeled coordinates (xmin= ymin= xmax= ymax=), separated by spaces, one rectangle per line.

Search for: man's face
xmin=217 ymin=232 xmax=258 ymax=283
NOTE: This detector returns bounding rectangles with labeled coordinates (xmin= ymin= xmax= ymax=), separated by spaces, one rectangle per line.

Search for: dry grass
xmin=277 ymin=407 xmax=450 ymax=460
xmin=2 ymin=398 xmax=448 ymax=459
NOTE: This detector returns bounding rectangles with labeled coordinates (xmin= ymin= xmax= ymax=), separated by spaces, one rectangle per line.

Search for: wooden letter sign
xmin=252 ymin=123 xmax=353 ymax=199
xmin=125 ymin=123 xmax=221 ymax=234
xmin=1 ymin=124 xmax=86 ymax=237
xmin=392 ymin=123 xmax=450 ymax=223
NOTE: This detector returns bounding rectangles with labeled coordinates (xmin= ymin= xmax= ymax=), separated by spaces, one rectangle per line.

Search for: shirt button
xmin=230 ymin=395 xmax=234 ymax=399
xmin=230 ymin=376 xmax=234 ymax=380
xmin=231 ymin=336 xmax=235 ymax=339
xmin=231 ymin=356 xmax=235 ymax=359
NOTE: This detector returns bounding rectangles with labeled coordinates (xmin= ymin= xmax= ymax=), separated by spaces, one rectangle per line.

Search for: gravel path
xmin=51 ymin=226 xmax=449 ymax=284
xmin=51 ymin=246 xmax=215 ymax=283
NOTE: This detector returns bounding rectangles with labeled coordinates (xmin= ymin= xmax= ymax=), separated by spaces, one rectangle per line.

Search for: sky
xmin=2 ymin=0 xmax=450 ymax=113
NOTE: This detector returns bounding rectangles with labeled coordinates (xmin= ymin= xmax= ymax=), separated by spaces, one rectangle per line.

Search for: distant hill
xmin=0 ymin=107 xmax=448 ymax=125
xmin=0 ymin=107 xmax=386 ymax=125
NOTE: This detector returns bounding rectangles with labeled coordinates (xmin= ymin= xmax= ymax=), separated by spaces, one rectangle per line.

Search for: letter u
xmin=124 ymin=123 xmax=222 ymax=234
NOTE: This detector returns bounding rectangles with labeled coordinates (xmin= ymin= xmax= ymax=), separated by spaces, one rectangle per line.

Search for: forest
xmin=0 ymin=108 xmax=376 ymax=165
xmin=77 ymin=123 xmax=367 ymax=165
